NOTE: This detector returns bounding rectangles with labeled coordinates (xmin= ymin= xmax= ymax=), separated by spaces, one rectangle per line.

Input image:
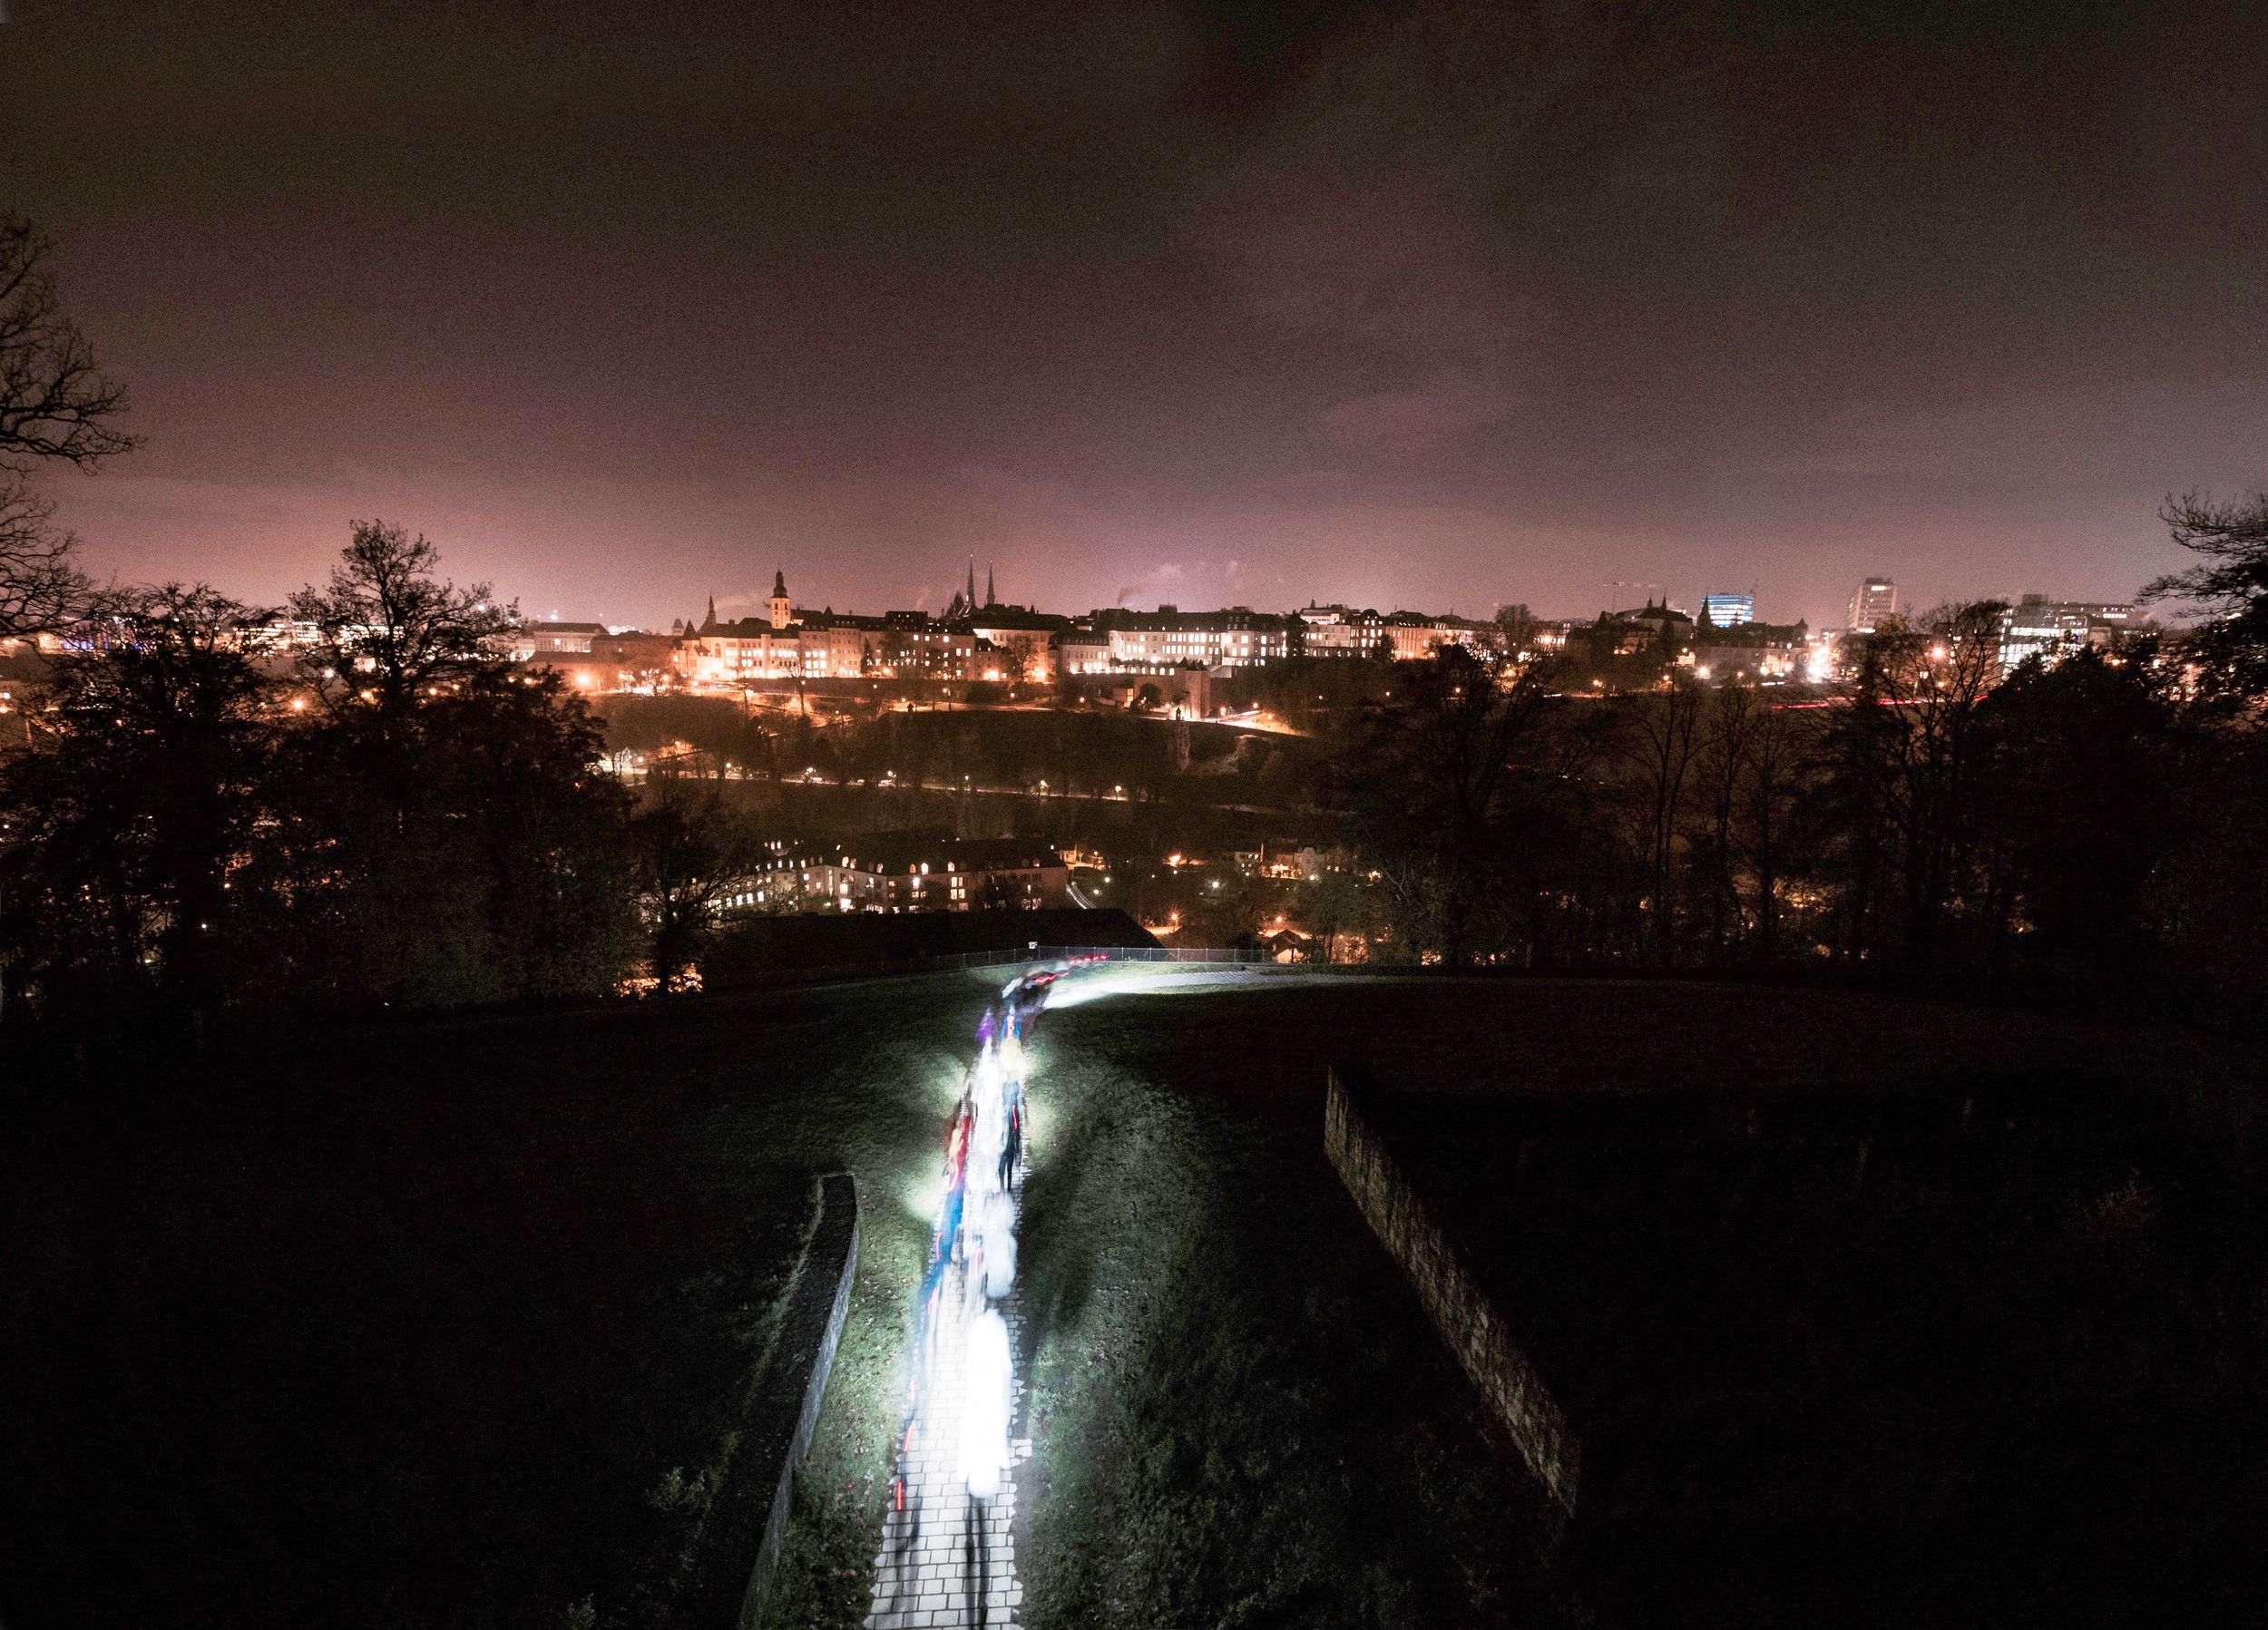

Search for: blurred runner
xmin=960 ymin=1304 xmax=1012 ymax=1502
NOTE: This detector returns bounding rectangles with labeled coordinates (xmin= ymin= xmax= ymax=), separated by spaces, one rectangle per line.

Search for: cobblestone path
xmin=864 ymin=1211 xmax=1030 ymax=1628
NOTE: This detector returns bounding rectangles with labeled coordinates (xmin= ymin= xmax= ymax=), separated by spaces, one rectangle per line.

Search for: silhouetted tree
xmin=625 ymin=776 xmax=755 ymax=987
xmin=1972 ymin=647 xmax=2175 ymax=971
xmin=0 ymin=585 xmax=270 ymax=1011
xmin=427 ymin=670 xmax=638 ymax=1000
xmin=1612 ymin=678 xmax=1706 ymax=963
xmin=1739 ymin=692 xmax=1818 ymax=959
xmin=0 ymin=213 xmax=140 ymax=637
xmin=2145 ymin=491 xmax=2268 ymax=700
xmin=1306 ymin=868 xmax=1378 ymax=964
xmin=1348 ymin=643 xmax=1571 ymax=966
xmin=289 ymin=519 xmax=514 ymax=739
xmin=1816 ymin=603 xmax=2004 ymax=964
xmin=249 ymin=529 xmax=632 ymax=1011
xmin=1690 ymin=682 xmax=1764 ymax=956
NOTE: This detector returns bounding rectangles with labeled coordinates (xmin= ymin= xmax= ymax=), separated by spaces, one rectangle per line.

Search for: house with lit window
xmin=715 ymin=832 xmax=1071 ymax=916
xmin=1090 ymin=605 xmax=1294 ymax=672
xmin=1292 ymin=604 xmax=1488 ymax=660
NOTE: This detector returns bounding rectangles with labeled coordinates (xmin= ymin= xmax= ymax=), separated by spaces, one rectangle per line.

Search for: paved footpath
xmin=865 ymin=1210 xmax=1030 ymax=1628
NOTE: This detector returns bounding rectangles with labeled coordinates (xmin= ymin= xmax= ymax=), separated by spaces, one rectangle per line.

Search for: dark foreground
xmin=0 ymin=981 xmax=992 ymax=1630
xmin=5 ymin=974 xmax=2263 ymax=1628
xmin=1018 ymin=975 xmax=2268 ymax=1629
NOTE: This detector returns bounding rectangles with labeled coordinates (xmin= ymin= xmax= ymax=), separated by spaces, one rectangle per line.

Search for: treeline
xmin=1343 ymin=503 xmax=2268 ymax=1035
xmin=0 ymin=524 xmax=659 ymax=1020
xmin=601 ymin=692 xmax=1325 ymax=811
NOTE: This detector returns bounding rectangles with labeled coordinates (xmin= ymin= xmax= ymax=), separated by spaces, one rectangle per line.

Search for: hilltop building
xmin=513 ymin=619 xmax=608 ymax=657
xmin=673 ymin=570 xmax=1017 ymax=683
xmin=1576 ymin=599 xmax=1695 ymax=659
xmin=1848 ymin=577 xmax=1900 ymax=633
xmin=1293 ymin=604 xmax=1490 ymax=660
xmin=1995 ymin=596 xmax=2138 ymax=672
xmin=1059 ymin=625 xmax=1110 ymax=676
xmin=956 ymin=569 xmax=1069 ymax=682
xmin=715 ymin=833 xmax=1070 ymax=914
xmin=1087 ymin=605 xmax=1295 ymax=672
xmin=1686 ymin=619 xmax=1812 ymax=682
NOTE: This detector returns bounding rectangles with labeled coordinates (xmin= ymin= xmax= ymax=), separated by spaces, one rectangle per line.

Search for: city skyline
xmin=11 ymin=8 xmax=2268 ymax=1627
xmin=9 ymin=4 xmax=2257 ymax=631
xmin=158 ymin=549 xmax=2130 ymax=639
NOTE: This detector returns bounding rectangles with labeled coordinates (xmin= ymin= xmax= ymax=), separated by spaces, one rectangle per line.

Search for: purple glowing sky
xmin=7 ymin=2 xmax=2265 ymax=628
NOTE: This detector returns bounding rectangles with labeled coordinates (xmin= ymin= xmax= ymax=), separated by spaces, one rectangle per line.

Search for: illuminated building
xmin=1847 ymin=577 xmax=1899 ymax=634
xmin=1995 ymin=595 xmax=2137 ymax=672
xmin=715 ymin=835 xmax=1071 ymax=915
xmin=1092 ymin=605 xmax=1293 ymax=671
xmin=1294 ymin=604 xmax=1488 ymax=660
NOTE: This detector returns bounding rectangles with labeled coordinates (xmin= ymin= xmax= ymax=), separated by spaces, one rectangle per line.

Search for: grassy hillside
xmin=0 ymin=975 xmax=996 ymax=1630
xmin=9 ymin=972 xmax=2258 ymax=1628
xmin=1014 ymin=976 xmax=2268 ymax=1628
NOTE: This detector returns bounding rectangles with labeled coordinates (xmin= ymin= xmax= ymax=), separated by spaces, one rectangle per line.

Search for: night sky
xmin=6 ymin=1 xmax=2264 ymax=629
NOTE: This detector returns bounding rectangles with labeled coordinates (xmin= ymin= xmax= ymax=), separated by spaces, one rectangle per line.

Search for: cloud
xmin=1115 ymin=561 xmax=1183 ymax=606
xmin=1315 ymin=367 xmax=1518 ymax=454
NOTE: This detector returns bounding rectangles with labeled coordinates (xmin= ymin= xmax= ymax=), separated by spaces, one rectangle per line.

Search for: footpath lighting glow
xmin=978 ymin=1190 xmax=1017 ymax=1299
xmin=959 ymin=1306 xmax=1012 ymax=1500
xmin=869 ymin=964 xmax=1052 ymax=1625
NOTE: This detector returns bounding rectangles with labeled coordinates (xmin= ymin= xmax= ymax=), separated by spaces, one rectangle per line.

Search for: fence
xmin=736 ymin=1172 xmax=861 ymax=1630
xmin=1325 ymin=1066 xmax=1581 ymax=1512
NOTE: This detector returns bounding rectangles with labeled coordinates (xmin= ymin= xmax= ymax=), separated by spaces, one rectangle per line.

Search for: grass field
xmin=7 ymin=971 xmax=2261 ymax=1628
xmin=1012 ymin=974 xmax=2268 ymax=1628
xmin=1016 ymin=981 xmax=1575 ymax=1630
xmin=0 ymin=975 xmax=999 ymax=1630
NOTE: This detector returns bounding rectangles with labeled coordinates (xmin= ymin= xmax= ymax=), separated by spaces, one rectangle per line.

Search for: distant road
xmin=746 ymin=770 xmax=1295 ymax=817
xmin=684 ymin=688 xmax=1311 ymax=738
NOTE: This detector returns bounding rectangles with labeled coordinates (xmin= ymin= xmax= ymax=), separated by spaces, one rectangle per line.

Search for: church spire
xmin=985 ymin=562 xmax=995 ymax=609
xmin=702 ymin=595 xmax=716 ymax=633
xmin=965 ymin=555 xmax=977 ymax=610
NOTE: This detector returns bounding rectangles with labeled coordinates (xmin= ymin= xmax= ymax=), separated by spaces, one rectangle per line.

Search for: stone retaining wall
xmin=735 ymin=1171 xmax=862 ymax=1630
xmin=1325 ymin=1067 xmax=1580 ymax=1512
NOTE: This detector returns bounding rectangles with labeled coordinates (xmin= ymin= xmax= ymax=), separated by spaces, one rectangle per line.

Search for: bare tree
xmin=0 ymin=583 xmax=271 ymax=1008
xmin=1616 ymin=677 xmax=1706 ymax=962
xmin=1693 ymin=682 xmax=1762 ymax=955
xmin=2144 ymin=490 xmax=2268 ymax=699
xmin=1740 ymin=695 xmax=1815 ymax=958
xmin=625 ymin=776 xmax=756 ymax=990
xmin=1349 ymin=641 xmax=1565 ymax=966
xmin=0 ymin=473 xmax=88 ymax=638
xmin=1824 ymin=603 xmax=2005 ymax=961
xmin=0 ymin=213 xmax=140 ymax=637
xmin=289 ymin=520 xmax=514 ymax=728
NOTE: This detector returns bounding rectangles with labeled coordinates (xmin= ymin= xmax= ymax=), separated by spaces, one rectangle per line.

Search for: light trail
xmin=865 ymin=967 xmax=1063 ymax=1628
